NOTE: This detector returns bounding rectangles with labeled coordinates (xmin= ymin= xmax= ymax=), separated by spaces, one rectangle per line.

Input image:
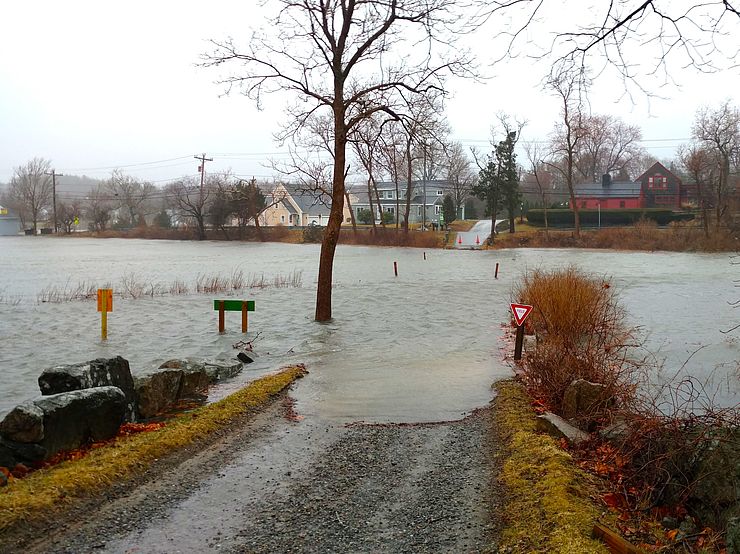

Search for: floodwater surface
xmin=0 ymin=236 xmax=737 ymax=421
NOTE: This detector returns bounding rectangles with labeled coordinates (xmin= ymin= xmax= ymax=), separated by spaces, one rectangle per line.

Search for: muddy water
xmin=0 ymin=237 xmax=737 ymax=421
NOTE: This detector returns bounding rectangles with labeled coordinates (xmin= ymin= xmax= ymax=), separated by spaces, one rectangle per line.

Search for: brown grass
xmin=491 ymin=220 xmax=738 ymax=252
xmin=514 ymin=267 xmax=639 ymax=417
xmin=339 ymin=227 xmax=443 ymax=248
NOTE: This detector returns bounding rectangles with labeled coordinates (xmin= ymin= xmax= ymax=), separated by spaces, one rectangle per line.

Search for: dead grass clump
xmin=195 ymin=273 xmax=229 ymax=294
xmin=514 ymin=267 xmax=639 ymax=415
xmin=493 ymin=222 xmax=738 ymax=252
xmin=0 ymin=365 xmax=308 ymax=532
xmin=339 ymin=228 xmax=442 ymax=248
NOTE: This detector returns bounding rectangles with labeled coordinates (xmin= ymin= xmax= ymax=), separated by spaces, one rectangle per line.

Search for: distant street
xmin=454 ymin=220 xmax=504 ymax=248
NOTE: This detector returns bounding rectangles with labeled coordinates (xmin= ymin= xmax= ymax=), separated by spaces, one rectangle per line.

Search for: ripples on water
xmin=0 ymin=237 xmax=737 ymax=421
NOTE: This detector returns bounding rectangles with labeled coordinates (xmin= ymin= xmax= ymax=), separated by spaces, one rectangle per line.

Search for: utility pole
xmin=44 ymin=169 xmax=63 ymax=233
xmin=422 ymin=143 xmax=427 ymax=230
xmin=194 ymin=153 xmax=213 ymax=196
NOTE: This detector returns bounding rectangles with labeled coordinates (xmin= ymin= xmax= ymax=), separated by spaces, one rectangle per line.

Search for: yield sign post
xmin=510 ymin=303 xmax=533 ymax=361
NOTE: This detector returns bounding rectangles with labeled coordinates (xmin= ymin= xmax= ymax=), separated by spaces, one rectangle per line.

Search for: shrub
xmin=381 ymin=211 xmax=394 ymax=225
xmin=514 ymin=267 xmax=638 ymax=417
xmin=527 ymin=208 xmax=694 ymax=227
xmin=302 ymin=224 xmax=324 ymax=243
xmin=356 ymin=208 xmax=373 ymax=224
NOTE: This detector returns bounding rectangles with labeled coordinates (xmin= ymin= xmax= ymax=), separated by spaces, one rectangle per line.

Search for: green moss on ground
xmin=0 ymin=365 xmax=307 ymax=531
xmin=493 ymin=380 xmax=608 ymax=554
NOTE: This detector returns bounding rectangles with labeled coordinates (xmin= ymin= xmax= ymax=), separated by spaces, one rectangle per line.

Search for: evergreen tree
xmin=442 ymin=194 xmax=456 ymax=225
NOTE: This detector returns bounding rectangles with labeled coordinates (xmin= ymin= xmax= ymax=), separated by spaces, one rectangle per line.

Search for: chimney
xmin=601 ymin=173 xmax=612 ymax=187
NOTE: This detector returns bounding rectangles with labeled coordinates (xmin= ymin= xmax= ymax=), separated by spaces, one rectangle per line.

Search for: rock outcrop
xmin=38 ymin=356 xmax=136 ymax=421
xmin=0 ymin=387 xmax=127 ymax=462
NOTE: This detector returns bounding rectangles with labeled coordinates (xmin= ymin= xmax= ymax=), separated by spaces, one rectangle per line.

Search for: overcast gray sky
xmin=1 ymin=1 xmax=737 ymax=186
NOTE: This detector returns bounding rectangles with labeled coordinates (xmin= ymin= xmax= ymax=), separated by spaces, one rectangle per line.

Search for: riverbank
xmin=0 ymin=365 xmax=307 ymax=548
xmin=55 ymin=218 xmax=739 ymax=252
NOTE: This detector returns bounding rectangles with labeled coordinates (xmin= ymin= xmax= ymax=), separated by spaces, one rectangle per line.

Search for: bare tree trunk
xmin=315 ymin=104 xmax=346 ymax=322
xmin=345 ymin=191 xmax=357 ymax=234
xmin=254 ymin=213 xmax=265 ymax=241
xmin=367 ymin=178 xmax=377 ymax=233
xmin=403 ymin=144 xmax=413 ymax=233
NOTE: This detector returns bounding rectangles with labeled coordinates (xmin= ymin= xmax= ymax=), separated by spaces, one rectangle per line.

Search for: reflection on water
xmin=0 ymin=237 xmax=737 ymax=421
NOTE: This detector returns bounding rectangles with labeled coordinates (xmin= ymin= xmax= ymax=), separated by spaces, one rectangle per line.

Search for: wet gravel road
xmin=8 ymin=397 xmax=500 ymax=554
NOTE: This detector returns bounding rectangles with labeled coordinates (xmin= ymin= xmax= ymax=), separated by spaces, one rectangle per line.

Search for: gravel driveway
xmin=6 ymin=395 xmax=501 ymax=554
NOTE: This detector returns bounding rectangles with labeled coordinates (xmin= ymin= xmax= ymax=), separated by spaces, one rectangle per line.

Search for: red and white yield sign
xmin=510 ymin=303 xmax=533 ymax=327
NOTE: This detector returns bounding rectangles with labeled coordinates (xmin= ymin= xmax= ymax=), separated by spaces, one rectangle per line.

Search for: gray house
xmin=351 ymin=180 xmax=449 ymax=226
xmin=0 ymin=206 xmax=21 ymax=236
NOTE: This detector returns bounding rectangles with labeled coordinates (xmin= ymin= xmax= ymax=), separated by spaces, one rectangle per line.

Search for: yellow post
xmin=101 ymin=293 xmax=108 ymax=340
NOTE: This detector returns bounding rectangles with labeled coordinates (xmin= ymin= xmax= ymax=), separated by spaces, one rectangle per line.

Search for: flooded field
xmin=0 ymin=236 xmax=738 ymax=421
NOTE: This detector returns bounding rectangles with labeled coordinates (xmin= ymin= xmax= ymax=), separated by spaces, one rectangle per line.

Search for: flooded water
xmin=0 ymin=236 xmax=738 ymax=421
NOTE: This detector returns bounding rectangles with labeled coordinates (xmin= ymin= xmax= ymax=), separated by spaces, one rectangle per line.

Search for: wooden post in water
xmin=218 ymin=301 xmax=225 ymax=334
xmin=394 ymin=261 xmax=398 ymax=277
xmin=423 ymin=252 xmax=426 ymax=260
xmin=101 ymin=294 xmax=108 ymax=340
xmin=97 ymin=288 xmax=112 ymax=341
xmin=495 ymin=262 xmax=500 ymax=279
xmin=241 ymin=302 xmax=248 ymax=333
xmin=514 ymin=325 xmax=524 ymax=360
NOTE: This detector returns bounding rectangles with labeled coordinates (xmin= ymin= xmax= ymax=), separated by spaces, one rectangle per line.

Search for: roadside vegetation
xmin=0 ymin=365 xmax=307 ymax=532
xmin=506 ymin=267 xmax=737 ymax=552
xmin=493 ymin=380 xmax=609 ymax=553
xmin=489 ymin=219 xmax=739 ymax=252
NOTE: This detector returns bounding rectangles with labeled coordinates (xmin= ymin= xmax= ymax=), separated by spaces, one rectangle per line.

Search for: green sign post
xmin=214 ymin=300 xmax=255 ymax=333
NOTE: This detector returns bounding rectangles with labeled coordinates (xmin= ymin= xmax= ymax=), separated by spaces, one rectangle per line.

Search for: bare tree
xmin=680 ymin=144 xmax=716 ymax=237
xmin=524 ymin=141 xmax=552 ymax=235
xmin=85 ymin=184 xmax=113 ymax=232
xmin=57 ymin=200 xmax=82 ymax=234
xmin=107 ymin=169 xmax=155 ymax=226
xmin=167 ymin=174 xmax=216 ymax=240
xmin=545 ymin=64 xmax=588 ymax=237
xmin=693 ymin=100 xmax=740 ymax=231
xmin=445 ymin=141 xmax=475 ymax=220
xmin=576 ymin=115 xmax=644 ymax=182
xmin=203 ymin=1 xmax=472 ymax=321
xmin=9 ymin=158 xmax=52 ymax=234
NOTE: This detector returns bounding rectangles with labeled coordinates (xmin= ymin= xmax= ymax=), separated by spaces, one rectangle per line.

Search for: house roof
xmin=573 ymin=181 xmax=642 ymax=199
xmin=634 ymin=161 xmax=682 ymax=184
xmin=281 ymin=199 xmax=297 ymax=215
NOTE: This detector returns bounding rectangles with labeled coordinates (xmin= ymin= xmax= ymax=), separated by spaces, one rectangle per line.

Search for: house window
xmin=417 ymin=206 xmax=423 ymax=216
xmin=386 ymin=190 xmax=394 ymax=199
xmin=434 ymin=206 xmax=441 ymax=215
xmin=436 ymin=189 xmax=443 ymax=196
xmin=620 ymin=201 xmax=626 ymax=208
xmin=384 ymin=207 xmax=394 ymax=214
xmin=281 ymin=215 xmax=285 ymax=223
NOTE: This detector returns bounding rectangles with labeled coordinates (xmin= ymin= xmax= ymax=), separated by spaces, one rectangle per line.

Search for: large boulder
xmin=562 ymin=379 xmax=612 ymax=422
xmin=134 ymin=369 xmax=183 ymax=419
xmin=0 ymin=387 xmax=126 ymax=460
xmin=158 ymin=359 xmax=209 ymax=399
xmin=38 ymin=356 xmax=136 ymax=421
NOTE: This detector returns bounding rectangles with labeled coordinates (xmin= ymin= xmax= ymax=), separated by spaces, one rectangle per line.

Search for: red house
xmin=572 ymin=162 xmax=693 ymax=209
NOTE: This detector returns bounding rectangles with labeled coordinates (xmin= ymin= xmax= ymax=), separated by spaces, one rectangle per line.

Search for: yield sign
xmin=510 ymin=303 xmax=533 ymax=327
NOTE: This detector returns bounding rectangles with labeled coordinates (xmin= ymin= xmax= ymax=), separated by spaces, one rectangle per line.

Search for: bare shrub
xmin=168 ymin=279 xmax=189 ymax=295
xmin=514 ymin=267 xmax=640 ymax=418
xmin=602 ymin=376 xmax=739 ymax=528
